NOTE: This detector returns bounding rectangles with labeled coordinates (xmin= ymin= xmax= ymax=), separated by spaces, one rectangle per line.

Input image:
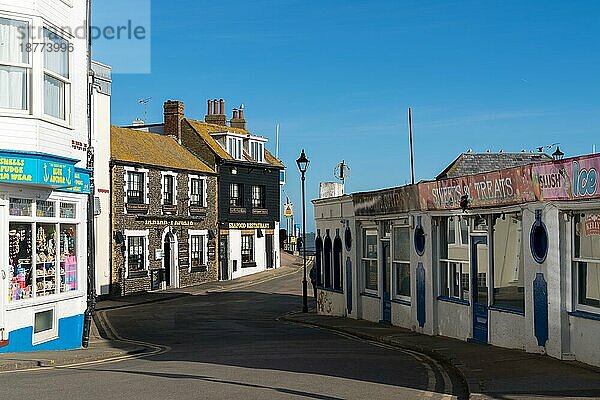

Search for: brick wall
xmin=111 ymin=163 xmax=218 ymax=296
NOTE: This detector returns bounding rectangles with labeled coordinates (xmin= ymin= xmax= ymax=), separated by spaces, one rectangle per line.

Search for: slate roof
xmin=184 ymin=118 xmax=284 ymax=168
xmin=111 ymin=126 xmax=216 ymax=174
xmin=437 ymin=153 xmax=552 ymax=180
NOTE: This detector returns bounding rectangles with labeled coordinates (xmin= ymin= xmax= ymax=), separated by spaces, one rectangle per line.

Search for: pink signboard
xmin=419 ymin=166 xmax=535 ymax=210
xmin=532 ymin=154 xmax=600 ymax=201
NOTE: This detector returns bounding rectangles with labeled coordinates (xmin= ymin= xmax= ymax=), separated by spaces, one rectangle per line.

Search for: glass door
xmin=471 ymin=236 xmax=489 ymax=343
xmin=381 ymin=240 xmax=391 ymax=323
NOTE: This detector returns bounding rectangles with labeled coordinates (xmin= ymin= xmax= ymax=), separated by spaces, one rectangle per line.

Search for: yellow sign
xmin=284 ymin=204 xmax=293 ymax=218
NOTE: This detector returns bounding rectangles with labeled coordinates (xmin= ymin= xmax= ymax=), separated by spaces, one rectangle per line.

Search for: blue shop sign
xmin=0 ymin=150 xmax=90 ymax=194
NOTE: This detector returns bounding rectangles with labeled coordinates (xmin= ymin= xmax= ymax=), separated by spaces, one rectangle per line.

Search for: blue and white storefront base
xmin=0 ymin=150 xmax=90 ymax=353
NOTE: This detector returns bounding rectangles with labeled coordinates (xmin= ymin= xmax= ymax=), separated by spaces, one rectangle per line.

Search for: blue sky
xmin=93 ymin=0 xmax=600 ymax=231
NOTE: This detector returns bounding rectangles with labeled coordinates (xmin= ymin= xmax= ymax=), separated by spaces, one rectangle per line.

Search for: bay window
xmin=43 ymin=28 xmax=70 ymax=121
xmin=574 ymin=212 xmax=600 ymax=310
xmin=0 ymin=17 xmax=30 ymax=111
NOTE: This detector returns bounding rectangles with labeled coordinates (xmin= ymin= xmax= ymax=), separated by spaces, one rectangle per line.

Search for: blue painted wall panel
xmin=0 ymin=314 xmax=84 ymax=353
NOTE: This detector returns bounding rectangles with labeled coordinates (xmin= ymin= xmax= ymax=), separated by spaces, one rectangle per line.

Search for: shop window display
xmin=60 ymin=224 xmax=77 ymax=292
xmin=9 ymin=223 xmax=33 ymax=301
xmin=439 ymin=217 xmax=469 ymax=300
xmin=492 ymin=214 xmax=524 ymax=311
xmin=36 ymin=223 xmax=57 ymax=297
xmin=574 ymin=212 xmax=600 ymax=309
xmin=10 ymin=198 xmax=32 ymax=216
xmin=36 ymin=200 xmax=56 ymax=218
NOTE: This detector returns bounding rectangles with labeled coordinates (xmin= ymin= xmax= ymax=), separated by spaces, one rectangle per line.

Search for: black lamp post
xmin=296 ymin=149 xmax=310 ymax=313
xmin=552 ymin=146 xmax=565 ymax=160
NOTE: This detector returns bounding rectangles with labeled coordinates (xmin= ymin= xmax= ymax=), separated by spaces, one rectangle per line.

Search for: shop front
xmin=0 ymin=150 xmax=90 ymax=352
xmin=220 ymin=221 xmax=279 ymax=280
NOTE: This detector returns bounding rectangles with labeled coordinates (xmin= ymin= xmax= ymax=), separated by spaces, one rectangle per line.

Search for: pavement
xmin=281 ymin=312 xmax=600 ymax=399
xmin=0 ymin=253 xmax=303 ymax=373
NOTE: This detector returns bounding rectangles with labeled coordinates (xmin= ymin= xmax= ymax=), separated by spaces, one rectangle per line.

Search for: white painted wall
xmin=91 ymin=61 xmax=111 ymax=296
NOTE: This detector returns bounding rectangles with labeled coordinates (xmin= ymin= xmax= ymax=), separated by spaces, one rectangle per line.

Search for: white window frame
xmin=124 ymin=167 xmax=149 ymax=213
xmin=572 ymin=211 xmax=600 ymax=314
xmin=241 ymin=233 xmax=255 ymax=264
xmin=160 ymin=171 xmax=178 ymax=206
xmin=188 ymin=174 xmax=207 ymax=208
xmin=6 ymin=193 xmax=83 ymax=307
xmin=42 ymin=26 xmax=72 ymax=125
xmin=32 ymin=304 xmax=58 ymax=345
xmin=250 ymin=141 xmax=264 ymax=163
xmin=188 ymin=229 xmax=208 ymax=271
xmin=392 ymin=221 xmax=411 ymax=302
xmin=124 ymin=229 xmax=149 ymax=277
xmin=227 ymin=136 xmax=243 ymax=160
xmin=0 ymin=14 xmax=32 ymax=115
xmin=362 ymin=228 xmax=378 ymax=293
xmin=439 ymin=216 xmax=470 ymax=301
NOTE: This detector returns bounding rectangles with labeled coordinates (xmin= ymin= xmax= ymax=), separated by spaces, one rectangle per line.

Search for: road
xmin=0 ymin=266 xmax=466 ymax=399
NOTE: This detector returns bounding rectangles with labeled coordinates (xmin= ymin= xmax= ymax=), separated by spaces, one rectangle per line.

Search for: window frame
xmin=125 ymin=232 xmax=148 ymax=277
xmin=251 ymin=185 xmax=266 ymax=209
xmin=32 ymin=305 xmax=58 ymax=345
xmin=241 ymin=234 xmax=255 ymax=265
xmin=362 ymin=228 xmax=378 ymax=293
xmin=392 ymin=222 xmax=411 ymax=301
xmin=42 ymin=27 xmax=71 ymax=124
xmin=162 ymin=173 xmax=175 ymax=206
xmin=572 ymin=211 xmax=600 ymax=314
xmin=126 ymin=171 xmax=145 ymax=205
xmin=230 ymin=183 xmax=243 ymax=207
xmin=439 ymin=216 xmax=470 ymax=302
xmin=189 ymin=176 xmax=206 ymax=208
xmin=227 ymin=136 xmax=243 ymax=160
xmin=188 ymin=230 xmax=208 ymax=271
xmin=0 ymin=15 xmax=32 ymax=114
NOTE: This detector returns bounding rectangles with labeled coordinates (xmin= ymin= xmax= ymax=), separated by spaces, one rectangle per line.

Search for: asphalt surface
xmin=0 ymin=266 xmax=465 ymax=399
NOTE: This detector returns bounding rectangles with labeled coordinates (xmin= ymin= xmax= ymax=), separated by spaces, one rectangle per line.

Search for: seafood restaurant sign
xmin=419 ymin=166 xmax=535 ymax=210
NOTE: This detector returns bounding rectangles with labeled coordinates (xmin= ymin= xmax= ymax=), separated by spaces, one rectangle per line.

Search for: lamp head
xmin=296 ymin=149 xmax=310 ymax=173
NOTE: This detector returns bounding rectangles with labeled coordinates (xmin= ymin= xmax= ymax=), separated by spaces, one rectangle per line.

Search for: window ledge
xmin=391 ymin=298 xmax=411 ymax=306
xmin=568 ymin=310 xmax=600 ymax=322
xmin=437 ymin=296 xmax=469 ymax=306
xmin=317 ymin=287 xmax=344 ymax=294
xmin=360 ymin=291 xmax=380 ymax=299
xmin=489 ymin=305 xmax=525 ymax=316
xmin=127 ymin=271 xmax=149 ymax=279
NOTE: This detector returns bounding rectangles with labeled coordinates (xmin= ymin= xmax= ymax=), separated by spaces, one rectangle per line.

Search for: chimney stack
xmin=230 ymin=103 xmax=246 ymax=130
xmin=164 ymin=100 xmax=185 ymax=143
xmin=205 ymin=98 xmax=227 ymax=126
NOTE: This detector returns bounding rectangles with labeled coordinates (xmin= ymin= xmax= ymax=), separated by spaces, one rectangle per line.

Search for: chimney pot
xmin=207 ymin=100 xmax=212 ymax=115
xmin=213 ymin=99 xmax=218 ymax=115
xmin=219 ymin=99 xmax=225 ymax=115
xmin=233 ymin=109 xmax=239 ymax=119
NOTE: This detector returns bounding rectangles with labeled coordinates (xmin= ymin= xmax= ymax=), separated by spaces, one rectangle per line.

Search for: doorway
xmin=163 ymin=232 xmax=178 ymax=288
xmin=220 ymin=235 xmax=229 ymax=280
xmin=381 ymin=240 xmax=391 ymax=323
xmin=471 ymin=236 xmax=489 ymax=343
xmin=266 ymin=234 xmax=274 ymax=269
xmin=0 ymin=204 xmax=5 ymax=344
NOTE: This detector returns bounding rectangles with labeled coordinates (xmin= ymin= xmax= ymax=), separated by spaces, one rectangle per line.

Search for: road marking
xmin=278 ymin=318 xmax=457 ymax=399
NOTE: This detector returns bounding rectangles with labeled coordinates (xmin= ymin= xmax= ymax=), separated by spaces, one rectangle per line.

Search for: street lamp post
xmin=296 ymin=149 xmax=310 ymax=313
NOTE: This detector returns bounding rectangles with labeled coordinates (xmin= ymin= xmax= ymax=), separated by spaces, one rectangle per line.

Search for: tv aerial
xmin=138 ymin=97 xmax=152 ymax=123
xmin=334 ymin=160 xmax=351 ymax=191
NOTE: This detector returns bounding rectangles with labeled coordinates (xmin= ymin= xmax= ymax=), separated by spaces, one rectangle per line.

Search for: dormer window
xmin=227 ymin=137 xmax=243 ymax=160
xmin=250 ymin=141 xmax=264 ymax=163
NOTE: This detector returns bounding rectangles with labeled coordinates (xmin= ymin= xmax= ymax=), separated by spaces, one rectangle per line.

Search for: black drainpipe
xmin=82 ymin=0 xmax=97 ymax=348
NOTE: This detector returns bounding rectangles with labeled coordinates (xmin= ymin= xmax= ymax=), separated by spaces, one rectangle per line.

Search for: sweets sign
xmin=419 ymin=166 xmax=535 ymax=210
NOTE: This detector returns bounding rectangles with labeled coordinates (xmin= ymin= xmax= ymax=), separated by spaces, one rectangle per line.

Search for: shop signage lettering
xmin=224 ymin=222 xmax=272 ymax=229
xmin=420 ymin=166 xmax=534 ymax=211
xmin=532 ymin=155 xmax=600 ymax=201
xmin=584 ymin=214 xmax=600 ymax=237
xmin=573 ymin=161 xmax=597 ymax=197
xmin=0 ymin=151 xmax=90 ymax=193
xmin=354 ymin=186 xmax=419 ymax=216
xmin=143 ymin=219 xmax=195 ymax=227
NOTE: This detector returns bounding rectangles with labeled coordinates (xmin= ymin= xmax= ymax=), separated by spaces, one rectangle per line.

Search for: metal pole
xmin=82 ymin=0 xmax=97 ymax=348
xmin=301 ymin=170 xmax=308 ymax=313
xmin=409 ymin=107 xmax=415 ymax=185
